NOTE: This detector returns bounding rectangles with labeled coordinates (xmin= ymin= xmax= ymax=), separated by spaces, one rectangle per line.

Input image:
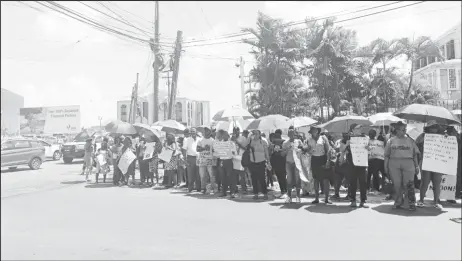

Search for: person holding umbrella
xmin=416 ymin=120 xmax=445 ymax=209
xmin=384 ymin=121 xmax=420 ymax=211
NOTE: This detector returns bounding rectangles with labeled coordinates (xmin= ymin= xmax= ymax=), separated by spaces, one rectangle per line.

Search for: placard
xmin=350 ymin=137 xmax=369 ymax=167
xmin=96 ymin=154 xmax=106 ymax=166
xmin=422 ymin=134 xmax=458 ymax=176
xmin=118 ymin=149 xmax=136 ymax=174
xmin=368 ymin=139 xmax=384 ymax=160
xmin=213 ymin=141 xmax=233 ymax=158
xmin=425 ymin=175 xmax=457 ymax=200
xmin=158 ymin=148 xmax=174 ymax=163
xmin=143 ymin=142 xmax=156 ymax=160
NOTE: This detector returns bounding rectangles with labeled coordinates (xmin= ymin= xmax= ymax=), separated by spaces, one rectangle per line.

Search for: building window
xmin=175 ymin=102 xmax=182 ymax=122
xmin=446 ymin=40 xmax=455 ymax=60
xmin=440 ymin=69 xmax=448 ymax=92
xmin=143 ymin=102 xmax=148 ymax=120
xmin=121 ymin=105 xmax=127 ymax=122
xmin=449 ymin=69 xmax=456 ymax=89
xmin=428 ymin=56 xmax=435 ymax=64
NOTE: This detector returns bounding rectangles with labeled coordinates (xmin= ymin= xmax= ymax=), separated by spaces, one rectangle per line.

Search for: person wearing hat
xmin=343 ymin=123 xmax=369 ymax=208
xmin=281 ymin=128 xmax=304 ymax=203
xmin=415 ymin=120 xmax=446 ymax=209
xmin=306 ymin=125 xmax=332 ymax=204
xmin=83 ymin=138 xmax=94 ymax=182
xmin=196 ymin=127 xmax=216 ymax=194
xmin=183 ymin=128 xmax=202 ymax=192
xmin=384 ymin=121 xmax=420 ymax=211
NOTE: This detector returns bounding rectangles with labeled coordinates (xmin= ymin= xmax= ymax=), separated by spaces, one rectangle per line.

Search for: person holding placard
xmin=281 ymin=128 xmax=304 ymax=204
xmin=231 ymin=127 xmax=249 ymax=194
xmin=214 ymin=130 xmax=237 ymax=198
xmin=384 ymin=121 xmax=420 ymax=211
xmin=344 ymin=124 xmax=369 ymax=208
xmin=446 ymin=126 xmax=461 ymax=201
xmin=163 ymin=133 xmax=182 ymax=188
xmin=416 ymin=121 xmax=446 ymax=209
xmin=120 ymin=137 xmax=136 ymax=186
xmin=197 ymin=127 xmax=216 ymax=194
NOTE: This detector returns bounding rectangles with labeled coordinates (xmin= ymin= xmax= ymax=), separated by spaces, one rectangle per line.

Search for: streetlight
xmin=98 ymin=116 xmax=103 ymax=130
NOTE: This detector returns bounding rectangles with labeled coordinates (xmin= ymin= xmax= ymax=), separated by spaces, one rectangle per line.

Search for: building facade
xmin=1 ymin=88 xmax=24 ymax=135
xmin=116 ymin=91 xmax=211 ymax=127
xmin=413 ymin=23 xmax=461 ymax=101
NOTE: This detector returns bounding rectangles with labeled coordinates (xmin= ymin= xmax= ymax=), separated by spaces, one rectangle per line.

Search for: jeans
xmin=349 ymin=165 xmax=367 ymax=202
xmin=368 ymin=158 xmax=384 ymax=191
xmin=219 ymin=159 xmax=235 ymax=194
xmin=235 ymin=170 xmax=248 ymax=192
xmin=199 ymin=165 xmax=216 ymax=192
xmin=249 ymin=161 xmax=268 ymax=195
xmin=187 ymin=156 xmax=200 ymax=191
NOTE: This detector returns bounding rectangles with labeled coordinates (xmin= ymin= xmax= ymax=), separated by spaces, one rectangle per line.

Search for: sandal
xmin=311 ymin=199 xmax=319 ymax=204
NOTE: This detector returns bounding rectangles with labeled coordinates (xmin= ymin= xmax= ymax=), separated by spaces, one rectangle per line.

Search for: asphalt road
xmin=1 ymin=160 xmax=461 ymax=260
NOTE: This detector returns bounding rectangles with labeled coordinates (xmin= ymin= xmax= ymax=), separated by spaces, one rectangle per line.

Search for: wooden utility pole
xmin=162 ymin=72 xmax=172 ymax=108
xmin=239 ymin=56 xmax=246 ymax=109
xmin=151 ymin=1 xmax=160 ymax=123
xmin=128 ymin=73 xmax=139 ymax=124
xmin=167 ymin=30 xmax=183 ymax=120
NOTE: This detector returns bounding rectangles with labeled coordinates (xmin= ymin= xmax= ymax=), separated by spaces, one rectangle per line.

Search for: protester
xmin=83 ymin=138 xmax=94 ymax=182
xmin=307 ymin=126 xmax=332 ymax=204
xmin=136 ymin=137 xmax=150 ymax=186
xmin=110 ymin=136 xmax=123 ymax=185
xmin=248 ymin=129 xmax=270 ymax=200
xmin=183 ymin=128 xmax=201 ymax=193
xmin=332 ymin=133 xmax=350 ymax=200
xmin=367 ymin=129 xmax=385 ymax=193
xmin=270 ymin=130 xmax=286 ymax=198
xmin=197 ymin=127 xmax=216 ymax=194
xmin=282 ymin=128 xmax=303 ymax=203
xmin=121 ymin=137 xmax=136 ymax=186
xmin=164 ymin=133 xmax=182 ymax=188
xmin=214 ymin=130 xmax=237 ymax=198
xmin=232 ymin=127 xmax=248 ymax=194
xmin=344 ymin=124 xmax=369 ymax=208
xmin=416 ymin=120 xmax=445 ymax=209
xmin=214 ymin=130 xmax=223 ymax=192
xmin=446 ymin=126 xmax=461 ymax=201
xmin=384 ymin=121 xmax=420 ymax=211
xmin=94 ymin=148 xmax=109 ymax=183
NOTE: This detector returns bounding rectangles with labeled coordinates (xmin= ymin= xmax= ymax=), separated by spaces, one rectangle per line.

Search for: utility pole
xmin=151 ymin=1 xmax=160 ymax=123
xmin=168 ymin=30 xmax=183 ymax=120
xmin=239 ymin=56 xmax=246 ymax=109
xmin=98 ymin=116 xmax=103 ymax=130
xmin=128 ymin=73 xmax=139 ymax=124
xmin=162 ymin=72 xmax=172 ymax=116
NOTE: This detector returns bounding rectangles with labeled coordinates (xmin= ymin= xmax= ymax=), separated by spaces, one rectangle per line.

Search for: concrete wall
xmin=1 ymin=88 xmax=24 ymax=135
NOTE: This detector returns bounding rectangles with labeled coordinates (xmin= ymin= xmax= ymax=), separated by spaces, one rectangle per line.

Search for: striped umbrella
xmin=105 ymin=120 xmax=137 ymax=135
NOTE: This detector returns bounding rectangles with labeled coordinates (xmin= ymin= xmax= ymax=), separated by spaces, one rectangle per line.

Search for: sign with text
xmin=350 ymin=137 xmax=369 ymax=167
xmin=426 ymin=175 xmax=457 ymax=200
xmin=422 ymin=134 xmax=458 ymax=176
xmin=143 ymin=142 xmax=157 ymax=160
xmin=158 ymin=148 xmax=174 ymax=163
xmin=368 ymin=139 xmax=384 ymax=160
xmin=213 ymin=141 xmax=234 ymax=158
xmin=118 ymin=149 xmax=136 ymax=174
xmin=20 ymin=105 xmax=81 ymax=135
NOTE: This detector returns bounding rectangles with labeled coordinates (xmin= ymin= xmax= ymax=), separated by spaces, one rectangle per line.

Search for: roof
xmin=436 ymin=22 xmax=461 ymax=43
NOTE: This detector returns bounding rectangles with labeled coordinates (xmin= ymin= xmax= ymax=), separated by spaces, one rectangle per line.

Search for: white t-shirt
xmin=182 ymin=137 xmax=201 ymax=156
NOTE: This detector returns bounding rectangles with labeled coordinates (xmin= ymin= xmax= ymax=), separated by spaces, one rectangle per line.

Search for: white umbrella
xmin=318 ymin=115 xmax=373 ymax=133
xmin=212 ymin=107 xmax=254 ymax=121
xmin=368 ymin=112 xmax=402 ymax=126
xmin=246 ymin=114 xmax=290 ymax=131
xmin=215 ymin=119 xmax=251 ymax=134
xmin=283 ymin=116 xmax=317 ymax=129
xmin=152 ymin=120 xmax=185 ymax=134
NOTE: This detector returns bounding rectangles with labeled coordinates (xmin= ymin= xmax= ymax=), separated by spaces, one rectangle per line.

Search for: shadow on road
xmin=305 ymin=204 xmax=355 ymax=214
xmin=439 ymin=201 xmax=461 ymax=209
xmin=85 ymin=183 xmax=116 ymax=188
xmin=372 ymin=204 xmax=446 ymax=217
xmin=1 ymin=167 xmax=34 ymax=173
xmin=270 ymin=202 xmax=311 ymax=210
xmin=57 ymin=161 xmax=83 ymax=165
xmin=60 ymin=181 xmax=86 ymax=185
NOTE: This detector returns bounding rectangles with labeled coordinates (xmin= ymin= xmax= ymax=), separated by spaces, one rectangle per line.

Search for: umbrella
xmin=133 ymin=123 xmax=163 ymax=139
xmin=73 ymin=131 xmax=92 ymax=142
xmin=393 ymin=104 xmax=460 ymax=125
xmin=215 ymin=119 xmax=251 ymax=134
xmin=152 ymin=120 xmax=185 ymax=134
xmin=318 ymin=115 xmax=373 ymax=134
xmin=368 ymin=112 xmax=402 ymax=126
xmin=283 ymin=116 xmax=317 ymax=129
xmin=105 ymin=120 xmax=137 ymax=135
xmin=452 ymin=109 xmax=461 ymax=116
xmin=195 ymin=125 xmax=211 ymax=134
xmin=406 ymin=126 xmax=422 ymax=141
xmin=246 ymin=114 xmax=290 ymax=131
xmin=212 ymin=107 xmax=254 ymax=121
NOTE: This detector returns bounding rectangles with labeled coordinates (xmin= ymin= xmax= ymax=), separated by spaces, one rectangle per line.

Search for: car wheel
xmin=29 ymin=157 xmax=42 ymax=170
xmin=53 ymin=151 xmax=62 ymax=161
xmin=63 ymin=157 xmax=73 ymax=164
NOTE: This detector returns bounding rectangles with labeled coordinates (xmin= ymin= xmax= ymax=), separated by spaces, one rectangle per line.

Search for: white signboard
xmin=422 ymin=134 xmax=458 ymax=176
xmin=350 ymin=137 xmax=369 ymax=167
xmin=158 ymin=149 xmax=174 ymax=163
xmin=425 ymin=175 xmax=457 ymax=200
xmin=118 ymin=149 xmax=136 ymax=174
xmin=213 ymin=141 xmax=233 ymax=158
xmin=20 ymin=105 xmax=81 ymax=135
xmin=143 ymin=142 xmax=156 ymax=160
xmin=368 ymin=139 xmax=384 ymax=160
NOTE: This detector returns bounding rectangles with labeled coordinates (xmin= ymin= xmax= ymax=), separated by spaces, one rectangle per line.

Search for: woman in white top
xmin=306 ymin=126 xmax=331 ymax=204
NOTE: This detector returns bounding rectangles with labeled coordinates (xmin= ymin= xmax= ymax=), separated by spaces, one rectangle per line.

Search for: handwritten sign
xmin=368 ymin=139 xmax=384 ymax=160
xmin=350 ymin=137 xmax=369 ymax=167
xmin=426 ymin=175 xmax=457 ymax=200
xmin=118 ymin=149 xmax=136 ymax=174
xmin=422 ymin=134 xmax=458 ymax=176
xmin=158 ymin=148 xmax=174 ymax=163
xmin=143 ymin=142 xmax=156 ymax=160
xmin=213 ymin=141 xmax=233 ymax=158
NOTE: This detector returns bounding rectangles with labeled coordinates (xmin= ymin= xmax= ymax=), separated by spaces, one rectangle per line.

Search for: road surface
xmin=1 ymin=160 xmax=461 ymax=260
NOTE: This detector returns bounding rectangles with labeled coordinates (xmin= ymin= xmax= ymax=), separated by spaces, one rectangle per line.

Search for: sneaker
xmin=324 ymin=200 xmax=332 ymax=205
xmin=350 ymin=201 xmax=357 ymax=208
xmin=311 ymin=199 xmax=319 ymax=204
xmin=434 ymin=203 xmax=443 ymax=210
xmin=359 ymin=202 xmax=369 ymax=208
xmin=384 ymin=195 xmax=393 ymax=201
xmin=285 ymin=197 xmax=292 ymax=204
xmin=417 ymin=201 xmax=425 ymax=207
xmin=280 ymin=193 xmax=288 ymax=199
xmin=296 ymin=197 xmax=301 ymax=204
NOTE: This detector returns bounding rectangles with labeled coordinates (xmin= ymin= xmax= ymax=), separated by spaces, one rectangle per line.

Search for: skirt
xmin=311 ymin=155 xmax=330 ymax=181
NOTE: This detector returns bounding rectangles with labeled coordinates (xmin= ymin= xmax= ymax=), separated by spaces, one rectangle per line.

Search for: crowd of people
xmin=80 ymin=120 xmax=462 ymax=210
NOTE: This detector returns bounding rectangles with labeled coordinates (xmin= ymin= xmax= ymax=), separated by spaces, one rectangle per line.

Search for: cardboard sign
xmin=422 ymin=134 xmax=458 ymax=176
xmin=368 ymin=139 xmax=384 ymax=160
xmin=158 ymin=148 xmax=174 ymax=163
xmin=350 ymin=137 xmax=369 ymax=167
xmin=118 ymin=149 xmax=136 ymax=174
xmin=213 ymin=141 xmax=233 ymax=158
xmin=143 ymin=142 xmax=156 ymax=160
xmin=425 ymin=175 xmax=457 ymax=200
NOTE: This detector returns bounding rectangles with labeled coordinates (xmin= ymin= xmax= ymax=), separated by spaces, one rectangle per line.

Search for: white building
xmin=116 ymin=90 xmax=211 ymax=127
xmin=413 ymin=23 xmax=461 ymax=101
xmin=1 ymin=88 xmax=24 ymax=135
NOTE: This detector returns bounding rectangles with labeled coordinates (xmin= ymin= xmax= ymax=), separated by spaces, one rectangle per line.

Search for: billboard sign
xmin=20 ymin=105 xmax=81 ymax=135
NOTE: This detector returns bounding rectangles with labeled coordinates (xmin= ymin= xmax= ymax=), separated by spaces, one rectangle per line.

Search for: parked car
xmin=61 ymin=137 xmax=101 ymax=164
xmin=38 ymin=140 xmax=62 ymax=161
xmin=1 ymin=139 xmax=46 ymax=170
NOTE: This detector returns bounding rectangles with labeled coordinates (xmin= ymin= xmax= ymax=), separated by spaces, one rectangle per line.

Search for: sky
xmin=1 ymin=1 xmax=461 ymax=127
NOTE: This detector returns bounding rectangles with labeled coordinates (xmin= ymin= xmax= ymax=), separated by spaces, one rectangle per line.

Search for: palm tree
xmin=396 ymin=36 xmax=444 ymax=99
